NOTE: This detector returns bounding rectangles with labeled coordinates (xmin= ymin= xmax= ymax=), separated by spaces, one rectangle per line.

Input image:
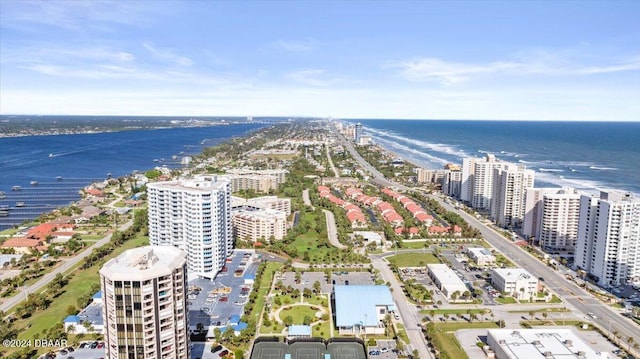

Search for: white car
xmin=588 ymin=312 xmax=597 ymax=319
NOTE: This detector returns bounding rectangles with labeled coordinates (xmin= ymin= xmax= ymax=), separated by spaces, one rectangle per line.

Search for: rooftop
xmin=492 ymin=268 xmax=536 ymax=282
xmin=100 ymin=245 xmax=186 ymax=281
xmin=148 ymin=175 xmax=230 ymax=192
xmin=488 ymin=329 xmax=609 ymax=359
xmin=427 ymin=264 xmax=468 ymax=288
xmin=468 ymin=247 xmax=495 ymax=258
xmin=334 ymin=285 xmax=394 ymax=327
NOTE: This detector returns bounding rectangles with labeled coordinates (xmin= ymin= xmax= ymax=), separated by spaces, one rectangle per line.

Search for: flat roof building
xmin=100 ymin=246 xmax=189 ymax=359
xmin=487 ymin=329 xmax=611 ymax=359
xmin=491 ymin=268 xmax=539 ymax=301
xmin=427 ymin=264 xmax=469 ymax=301
xmin=147 ymin=176 xmax=232 ymax=279
xmin=232 ymin=208 xmax=288 ymax=242
xmin=467 ymin=247 xmax=496 ymax=266
xmin=333 ymin=285 xmax=394 ymax=335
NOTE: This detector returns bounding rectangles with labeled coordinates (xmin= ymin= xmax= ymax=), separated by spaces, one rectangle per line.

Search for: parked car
xmin=90 ymin=342 xmax=98 ymax=349
xmin=219 ymin=349 xmax=229 ymax=357
xmin=97 ymin=342 xmax=104 ymax=349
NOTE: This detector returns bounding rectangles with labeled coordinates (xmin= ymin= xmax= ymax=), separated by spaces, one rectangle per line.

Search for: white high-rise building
xmin=491 ymin=164 xmax=535 ymax=228
xmin=574 ymin=191 xmax=640 ymax=287
xmin=523 ymin=187 xmax=581 ymax=250
xmin=147 ymin=176 xmax=232 ymax=279
xmin=471 ymin=154 xmax=503 ymax=210
xmin=441 ymin=170 xmax=462 ymax=198
xmin=354 ymin=122 xmax=363 ymax=143
xmin=460 ymin=157 xmax=477 ymax=202
xmin=100 ymin=246 xmax=189 ymax=359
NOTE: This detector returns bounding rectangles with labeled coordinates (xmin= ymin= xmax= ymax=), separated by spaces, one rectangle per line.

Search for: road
xmin=334 ymin=125 xmax=640 ymax=356
xmin=322 ymin=209 xmax=346 ymax=250
xmin=441 ymin=202 xmax=640 ymax=347
xmin=370 ymin=254 xmax=434 ymax=359
xmin=0 ymin=218 xmax=133 ymax=313
xmin=326 ymin=142 xmax=340 ymax=178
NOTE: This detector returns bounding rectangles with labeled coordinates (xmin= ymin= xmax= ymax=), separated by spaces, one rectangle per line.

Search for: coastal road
xmin=370 ymin=254 xmax=434 ymax=359
xmin=0 ymin=218 xmax=133 ymax=313
xmin=440 ymin=202 xmax=640 ymax=347
xmin=334 ymin=124 xmax=640 ymax=355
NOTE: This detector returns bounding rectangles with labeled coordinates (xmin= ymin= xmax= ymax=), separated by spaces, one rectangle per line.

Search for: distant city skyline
xmin=1 ymin=0 xmax=639 ymax=121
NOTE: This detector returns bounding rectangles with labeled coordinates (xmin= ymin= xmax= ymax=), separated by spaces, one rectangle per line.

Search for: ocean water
xmin=0 ymin=123 xmax=264 ymax=230
xmin=350 ymin=120 xmax=640 ymax=196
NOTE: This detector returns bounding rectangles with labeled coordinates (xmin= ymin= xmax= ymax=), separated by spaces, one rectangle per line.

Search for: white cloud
xmin=394 ymin=54 xmax=640 ymax=84
xmin=274 ymin=39 xmax=315 ymax=52
xmin=142 ymin=43 xmax=193 ymax=67
xmin=287 ymin=69 xmax=339 ymax=87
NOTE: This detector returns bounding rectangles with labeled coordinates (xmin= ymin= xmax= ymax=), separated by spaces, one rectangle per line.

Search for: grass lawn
xmin=495 ymin=254 xmax=515 ymax=268
xmin=260 ymin=321 xmax=285 ymax=335
xmin=428 ymin=322 xmax=499 ymax=359
xmin=307 ymin=295 xmax=328 ymax=307
xmin=11 ymin=235 xmax=149 ymax=356
xmin=508 ymin=307 xmax=568 ymax=313
xmin=253 ymin=262 xmax=283 ymax=323
xmin=421 ymin=308 xmax=488 ymax=315
xmin=387 ymin=252 xmax=441 ymax=267
xmin=312 ymin=320 xmax=331 ymax=339
xmin=395 ymin=323 xmax=410 ymax=343
xmin=494 ymin=296 xmax=517 ymax=304
xmin=401 ymin=241 xmax=432 ymax=249
xmin=548 ymin=294 xmax=562 ymax=303
xmin=279 ymin=305 xmax=319 ymax=324
xmin=520 ymin=319 xmax=582 ymax=327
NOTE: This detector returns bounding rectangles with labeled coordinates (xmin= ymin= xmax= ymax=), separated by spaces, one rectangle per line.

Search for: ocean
xmin=0 ymin=123 xmax=264 ymax=230
xmin=350 ymin=120 xmax=640 ymax=196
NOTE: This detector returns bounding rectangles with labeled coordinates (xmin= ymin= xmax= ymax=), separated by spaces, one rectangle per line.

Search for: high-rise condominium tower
xmin=491 ymin=164 xmax=535 ymax=228
xmin=574 ymin=191 xmax=640 ymax=287
xmin=147 ymin=176 xmax=232 ymax=279
xmin=100 ymin=246 xmax=189 ymax=359
xmin=523 ymin=187 xmax=581 ymax=250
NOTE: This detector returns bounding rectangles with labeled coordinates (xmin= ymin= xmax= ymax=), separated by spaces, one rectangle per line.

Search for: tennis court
xmin=328 ymin=342 xmax=366 ymax=359
xmin=251 ymin=342 xmax=288 ymax=359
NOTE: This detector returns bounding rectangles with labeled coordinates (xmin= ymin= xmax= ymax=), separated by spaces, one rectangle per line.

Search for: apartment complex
xmin=232 ymin=208 xmax=288 ymax=242
xmin=574 ymin=191 xmax=640 ymax=287
xmin=222 ymin=169 xmax=288 ymax=194
xmin=470 ymin=154 xmax=504 ymax=210
xmin=231 ymin=195 xmax=292 ymax=215
xmin=100 ymin=246 xmax=189 ymax=359
xmin=354 ymin=122 xmax=363 ymax=143
xmin=490 ymin=164 xmax=535 ymax=228
xmin=147 ymin=176 xmax=232 ymax=279
xmin=491 ymin=268 xmax=539 ymax=300
xmin=523 ymin=187 xmax=581 ymax=250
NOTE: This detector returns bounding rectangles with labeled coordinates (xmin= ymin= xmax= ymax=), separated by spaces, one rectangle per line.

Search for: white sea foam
xmin=538 ymin=168 xmax=564 ymax=173
xmin=589 ymin=166 xmax=619 ymax=171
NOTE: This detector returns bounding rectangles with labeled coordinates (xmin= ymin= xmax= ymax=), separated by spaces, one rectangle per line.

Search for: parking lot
xmin=42 ymin=341 xmax=106 ymax=359
xmin=441 ymin=251 xmax=496 ymax=304
xmin=191 ymin=342 xmax=230 ymax=359
xmin=367 ymin=339 xmax=398 ymax=359
xmin=187 ymin=250 xmax=258 ymax=334
xmin=277 ymin=270 xmax=375 ymax=295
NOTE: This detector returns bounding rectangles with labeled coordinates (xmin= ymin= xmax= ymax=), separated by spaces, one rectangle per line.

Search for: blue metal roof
xmin=288 ymin=325 xmax=311 ymax=336
xmin=92 ymin=291 xmax=102 ymax=299
xmin=229 ymin=314 xmax=241 ymax=324
xmin=64 ymin=315 xmax=79 ymax=323
xmin=334 ymin=285 xmax=394 ymax=327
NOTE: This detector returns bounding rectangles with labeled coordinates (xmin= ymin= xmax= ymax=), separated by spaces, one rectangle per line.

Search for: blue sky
xmin=1 ymin=1 xmax=639 ymax=120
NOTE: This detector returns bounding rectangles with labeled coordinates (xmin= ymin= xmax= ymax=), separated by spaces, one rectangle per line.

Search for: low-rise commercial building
xmin=486 ymin=328 xmax=608 ymax=359
xmin=491 ymin=268 xmax=539 ymax=300
xmin=427 ymin=264 xmax=469 ymax=300
xmin=333 ymin=285 xmax=395 ymax=335
xmin=467 ymin=247 xmax=496 ymax=266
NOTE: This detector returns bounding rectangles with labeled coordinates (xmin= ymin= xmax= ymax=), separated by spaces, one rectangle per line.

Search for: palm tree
xmin=627 ymin=337 xmax=634 ymax=352
xmin=529 ymin=311 xmax=535 ymax=320
xmin=542 ymin=312 xmax=548 ymax=323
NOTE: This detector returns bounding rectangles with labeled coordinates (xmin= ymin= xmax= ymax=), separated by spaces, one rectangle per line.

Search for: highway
xmin=336 ymin=125 xmax=640 ymax=356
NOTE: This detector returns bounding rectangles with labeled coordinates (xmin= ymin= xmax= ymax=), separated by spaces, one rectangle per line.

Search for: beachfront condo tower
xmin=147 ymin=176 xmax=232 ymax=279
xmin=574 ymin=191 xmax=640 ymax=287
xmin=100 ymin=246 xmax=189 ymax=359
